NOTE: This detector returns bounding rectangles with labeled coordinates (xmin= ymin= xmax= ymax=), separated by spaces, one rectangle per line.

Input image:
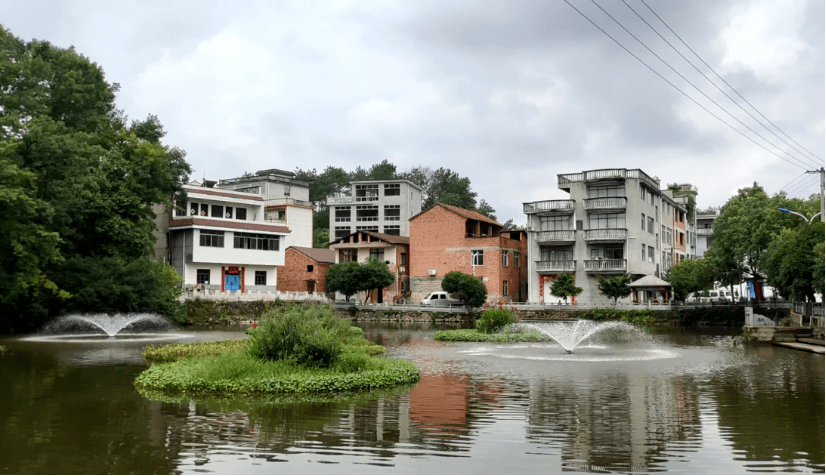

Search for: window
xmin=369 ymin=248 xmax=385 ymax=262
xmin=542 ymin=247 xmax=573 ymax=261
xmin=383 ymin=225 xmax=400 ymax=236
xmin=356 ymin=205 xmax=379 ymax=221
xmin=384 ymin=205 xmax=401 ymax=221
xmin=175 ymin=199 xmax=187 ymax=217
xmin=472 ymin=250 xmax=484 ymax=266
xmin=589 ymin=213 xmax=626 ymax=229
xmin=384 ymin=183 xmax=400 ymax=196
xmin=356 ymin=225 xmax=378 ymax=232
xmin=255 ymin=271 xmax=267 ymax=285
xmin=647 ymin=217 xmax=654 ymax=234
xmin=641 ymin=187 xmax=646 ymax=201
xmin=190 ymin=203 xmax=199 ymax=216
xmin=284 ymin=185 xmax=291 ymax=196
xmin=503 ymin=280 xmax=509 ymax=296
xmin=236 ymin=208 xmax=247 ymax=220
xmin=400 ymin=253 xmax=408 ymax=267
xmin=514 ymin=251 xmax=520 ymax=268
xmin=341 ymin=249 xmax=357 ymax=262
xmin=648 ymin=246 xmax=655 ymax=263
xmin=641 ymin=213 xmax=646 ymax=229
xmin=334 ymin=207 xmax=351 ymax=222
xmin=355 ymin=184 xmax=379 ymax=201
xmin=502 ymin=250 xmax=508 ymax=266
xmin=225 ymin=206 xmax=233 ymax=219
xmin=540 ymin=215 xmax=570 ymax=231
xmin=200 ymin=203 xmax=209 ymax=216
xmin=642 ymin=244 xmax=646 ymax=262
xmin=211 ymin=205 xmax=223 ymax=218
xmin=196 ymin=269 xmax=210 ymax=284
xmin=199 ymin=230 xmax=225 ymax=247
xmin=307 ymin=265 xmax=314 ymax=272
xmin=588 ymin=185 xmax=625 ymax=198
xmin=233 ymin=232 xmax=279 ymax=251
xmin=334 ymin=226 xmax=350 ymax=239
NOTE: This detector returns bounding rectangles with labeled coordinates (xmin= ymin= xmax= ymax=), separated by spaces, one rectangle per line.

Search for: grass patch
xmin=134 ymin=351 xmax=419 ymax=395
xmin=435 ymin=328 xmax=551 ymax=343
xmin=142 ymin=339 xmax=247 ymax=362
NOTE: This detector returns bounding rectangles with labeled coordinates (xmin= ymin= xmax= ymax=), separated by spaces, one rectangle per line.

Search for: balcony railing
xmin=327 ymin=196 xmax=354 ymax=204
xmin=536 ymin=260 xmax=576 ymax=272
xmin=584 ymin=228 xmax=627 ymax=241
xmin=583 ymin=197 xmax=627 ymax=211
xmin=584 ymin=259 xmax=627 ymax=272
xmin=558 ymin=168 xmax=659 ymax=191
xmin=697 ymin=228 xmax=714 ymax=236
xmin=534 ymin=230 xmax=576 ymax=243
xmin=523 ymin=200 xmax=575 ymax=214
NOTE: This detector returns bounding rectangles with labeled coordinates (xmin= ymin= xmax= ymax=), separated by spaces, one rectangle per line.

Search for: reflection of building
xmin=326 ymin=180 xmax=423 ymax=240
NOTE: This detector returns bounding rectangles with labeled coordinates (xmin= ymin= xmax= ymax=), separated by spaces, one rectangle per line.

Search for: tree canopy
xmin=665 ymin=259 xmax=714 ymax=301
xmin=324 ymin=259 xmax=395 ymax=304
xmin=550 ymin=274 xmax=582 ymax=304
xmin=596 ymin=274 xmax=632 ymax=304
xmin=441 ymin=271 xmax=487 ymax=308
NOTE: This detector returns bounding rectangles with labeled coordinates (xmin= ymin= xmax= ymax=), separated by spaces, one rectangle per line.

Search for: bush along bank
xmin=134 ymin=303 xmax=419 ymax=396
xmin=436 ymin=308 xmax=550 ymax=342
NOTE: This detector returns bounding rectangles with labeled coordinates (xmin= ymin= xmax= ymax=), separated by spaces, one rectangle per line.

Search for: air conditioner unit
xmin=428 ymin=270 xmax=437 ymax=276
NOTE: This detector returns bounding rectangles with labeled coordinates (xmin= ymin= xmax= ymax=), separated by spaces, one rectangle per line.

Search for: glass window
xmin=175 ymin=199 xmax=187 ymax=217
xmin=335 ymin=207 xmax=351 ymax=222
xmin=341 ymin=249 xmax=357 ymax=262
xmin=199 ymin=230 xmax=224 ymax=247
xmin=588 ymin=185 xmax=625 ymax=198
xmin=542 ymin=247 xmax=573 ymax=261
xmin=514 ymin=251 xmax=520 ymax=268
xmin=472 ymin=250 xmax=484 ymax=266
xmin=648 ymin=246 xmax=655 ymax=262
xmin=236 ymin=208 xmax=247 ymax=220
xmin=284 ymin=185 xmax=291 ymax=196
xmin=540 ymin=216 xmax=570 ymax=231
xmin=589 ymin=213 xmax=626 ymax=229
xmin=369 ymin=248 xmax=385 ymax=262
xmin=200 ymin=203 xmax=209 ymax=216
xmin=225 ymin=206 xmax=233 ymax=219
xmin=641 ymin=213 xmax=646 ymax=229
xmin=211 ymin=205 xmax=223 ymax=218
xmin=307 ymin=265 xmax=314 ymax=272
xmin=334 ymin=226 xmax=350 ymax=239
xmin=642 ymin=244 xmax=646 ymax=262
xmin=196 ymin=269 xmax=210 ymax=284
xmin=355 ymin=225 xmax=378 ymax=232
xmin=384 ymin=183 xmax=401 ymax=196
xmin=640 ymin=187 xmax=646 ymax=201
xmin=384 ymin=205 xmax=401 ymax=221
xmin=356 ymin=205 xmax=379 ymax=221
xmin=647 ymin=217 xmax=654 ymax=234
xmin=503 ymin=280 xmax=509 ymax=296
xmin=383 ymin=225 xmax=401 ymax=236
xmin=190 ymin=202 xmax=199 ymax=216
xmin=233 ymin=232 xmax=279 ymax=251
xmin=255 ymin=271 xmax=266 ymax=285
xmin=502 ymin=250 xmax=508 ymax=266
xmin=400 ymin=253 xmax=408 ymax=266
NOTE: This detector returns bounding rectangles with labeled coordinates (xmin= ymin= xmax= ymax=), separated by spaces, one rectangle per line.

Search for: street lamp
xmin=778 ymin=208 xmax=822 ymax=224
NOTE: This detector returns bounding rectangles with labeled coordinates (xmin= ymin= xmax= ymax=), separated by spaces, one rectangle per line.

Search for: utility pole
xmin=808 ymin=167 xmax=826 ymax=223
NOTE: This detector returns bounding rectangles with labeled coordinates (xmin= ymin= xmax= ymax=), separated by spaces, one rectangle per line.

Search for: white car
xmin=421 ymin=292 xmax=462 ymax=307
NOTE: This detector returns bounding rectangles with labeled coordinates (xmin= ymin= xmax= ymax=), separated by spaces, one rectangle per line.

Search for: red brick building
xmin=328 ymin=231 xmax=410 ymax=304
xmin=276 ymin=246 xmax=335 ymax=294
xmin=409 ymin=203 xmax=528 ymax=303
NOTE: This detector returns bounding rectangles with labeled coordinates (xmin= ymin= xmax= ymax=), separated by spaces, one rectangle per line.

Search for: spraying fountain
xmin=517 ymin=320 xmax=638 ymax=354
xmin=25 ymin=313 xmax=188 ymax=343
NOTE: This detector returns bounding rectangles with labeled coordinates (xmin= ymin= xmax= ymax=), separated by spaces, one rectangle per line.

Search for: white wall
xmin=285 ymin=206 xmax=313 ymax=249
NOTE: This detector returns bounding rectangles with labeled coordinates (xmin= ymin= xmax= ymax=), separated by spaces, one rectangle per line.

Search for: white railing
xmin=181 ymin=289 xmax=332 ymax=302
xmin=523 ymin=200 xmax=575 ymax=214
xmin=697 ymin=228 xmax=714 ymax=236
xmin=534 ymin=230 xmax=576 ymax=242
xmin=558 ymin=169 xmax=659 ymax=190
xmin=536 ymin=260 xmax=576 ymax=272
xmin=327 ymin=196 xmax=354 ymax=204
xmin=584 ymin=259 xmax=626 ymax=271
xmin=583 ymin=197 xmax=627 ymax=210
xmin=265 ymin=197 xmax=313 ymax=207
xmin=584 ymin=228 xmax=627 ymax=240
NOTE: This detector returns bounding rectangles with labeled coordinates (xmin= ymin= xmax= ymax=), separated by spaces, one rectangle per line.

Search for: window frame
xmin=254 ymin=271 xmax=267 ymax=285
xmin=471 ymin=250 xmax=484 ymax=266
xmin=196 ymin=269 xmax=210 ymax=285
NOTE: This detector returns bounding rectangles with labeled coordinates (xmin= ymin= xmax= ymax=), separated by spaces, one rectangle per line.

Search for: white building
xmin=165 ymin=183 xmax=290 ymax=292
xmin=326 ymin=180 xmax=423 ymax=241
xmin=523 ymin=168 xmax=692 ymax=305
xmin=217 ymin=169 xmax=313 ymax=250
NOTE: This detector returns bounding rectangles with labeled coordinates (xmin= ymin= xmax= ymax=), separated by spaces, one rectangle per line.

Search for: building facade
xmin=409 ymin=203 xmax=528 ymax=303
xmin=276 ymin=246 xmax=336 ymax=294
xmin=164 ymin=184 xmax=290 ymax=292
xmin=694 ymin=208 xmax=719 ymax=257
xmin=328 ymin=231 xmax=410 ymax=303
xmin=523 ymin=169 xmax=689 ymax=305
xmin=217 ymin=169 xmax=314 ymax=250
xmin=326 ymin=180 xmax=423 ymax=241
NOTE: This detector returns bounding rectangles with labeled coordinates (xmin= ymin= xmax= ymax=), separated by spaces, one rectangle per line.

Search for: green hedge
xmin=435 ymin=329 xmax=551 ymax=343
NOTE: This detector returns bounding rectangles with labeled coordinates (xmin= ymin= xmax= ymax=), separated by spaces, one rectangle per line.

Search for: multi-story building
xmin=409 ymin=203 xmax=528 ymax=303
xmin=165 ymin=183 xmax=290 ymax=292
xmin=326 ymin=180 xmax=423 ymax=241
xmin=694 ymin=208 xmax=719 ymax=257
xmin=328 ymin=230 xmax=410 ymax=303
xmin=217 ymin=169 xmax=314 ymax=250
xmin=523 ymin=168 xmax=689 ymax=305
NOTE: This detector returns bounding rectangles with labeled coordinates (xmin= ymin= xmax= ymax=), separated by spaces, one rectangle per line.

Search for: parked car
xmin=421 ymin=292 xmax=462 ymax=307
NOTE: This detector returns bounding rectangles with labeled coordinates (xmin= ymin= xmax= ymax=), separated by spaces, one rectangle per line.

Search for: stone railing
xmin=697 ymin=228 xmax=714 ymax=236
xmin=523 ymin=200 xmax=575 ymax=214
xmin=558 ymin=169 xmax=659 ymax=190
xmin=534 ymin=230 xmax=576 ymax=243
xmin=583 ymin=259 xmax=627 ymax=272
xmin=535 ymin=260 xmax=576 ymax=272
xmin=583 ymin=197 xmax=627 ymax=210
xmin=583 ymin=228 xmax=627 ymax=240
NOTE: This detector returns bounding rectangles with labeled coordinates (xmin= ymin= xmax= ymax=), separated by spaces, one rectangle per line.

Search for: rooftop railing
xmin=558 ymin=168 xmax=660 ymax=190
xmin=219 ymin=175 xmax=310 ymax=187
xmin=523 ymin=199 xmax=575 ymax=214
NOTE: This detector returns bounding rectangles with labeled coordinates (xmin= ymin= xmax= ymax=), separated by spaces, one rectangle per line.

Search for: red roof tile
xmin=290 ymin=246 xmax=336 ymax=264
xmin=330 ymin=231 xmax=410 ymax=246
xmin=410 ymin=202 xmax=501 ymax=227
xmin=170 ymin=218 xmax=290 ymax=233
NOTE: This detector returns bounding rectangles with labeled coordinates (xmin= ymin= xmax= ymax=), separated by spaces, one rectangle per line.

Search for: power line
xmin=777 ymin=172 xmax=810 ymax=195
xmin=589 ymin=0 xmax=816 ymax=170
xmin=785 ymin=174 xmax=820 ymax=197
xmin=561 ymin=0 xmax=808 ymax=170
xmin=622 ymin=0 xmax=822 ymax=170
xmin=638 ymin=0 xmax=823 ymax=164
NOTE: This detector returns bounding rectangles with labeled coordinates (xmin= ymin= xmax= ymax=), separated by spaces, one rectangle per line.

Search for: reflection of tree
xmin=708 ymin=349 xmax=825 ymax=469
xmin=525 ymin=373 xmax=701 ymax=472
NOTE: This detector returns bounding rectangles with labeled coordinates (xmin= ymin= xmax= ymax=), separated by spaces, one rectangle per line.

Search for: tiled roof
xmin=410 ymin=202 xmax=501 ymax=227
xmin=183 ymin=186 xmax=264 ymax=201
xmin=170 ymin=218 xmax=290 ymax=234
xmin=290 ymin=246 xmax=336 ymax=264
xmin=330 ymin=231 xmax=410 ymax=246
xmin=627 ymin=275 xmax=672 ymax=288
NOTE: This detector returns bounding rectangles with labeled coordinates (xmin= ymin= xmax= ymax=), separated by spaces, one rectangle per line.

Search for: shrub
xmin=143 ymin=339 xmax=247 ymax=362
xmin=335 ymin=352 xmax=371 ymax=373
xmin=435 ymin=329 xmax=550 ymax=343
xmin=475 ymin=308 xmax=517 ymax=334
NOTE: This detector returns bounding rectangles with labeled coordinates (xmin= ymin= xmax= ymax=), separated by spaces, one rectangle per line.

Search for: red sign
xmin=227 ymin=266 xmax=240 ymax=275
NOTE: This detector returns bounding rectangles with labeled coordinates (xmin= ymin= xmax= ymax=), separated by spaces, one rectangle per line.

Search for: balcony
xmin=583 ymin=228 xmax=627 ymax=241
xmin=583 ymin=197 xmax=627 ymax=212
xmin=558 ymin=168 xmax=659 ymax=192
xmin=697 ymin=228 xmax=714 ymax=236
xmin=523 ymin=200 xmax=575 ymax=215
xmin=534 ymin=230 xmax=576 ymax=244
xmin=327 ymin=196 xmax=354 ymax=204
xmin=535 ymin=260 xmax=576 ymax=273
xmin=584 ymin=259 xmax=627 ymax=273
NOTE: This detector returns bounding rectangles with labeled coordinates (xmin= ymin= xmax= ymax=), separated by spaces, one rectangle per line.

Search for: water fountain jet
xmin=514 ymin=320 xmax=643 ymax=354
xmin=26 ymin=313 xmax=188 ymax=343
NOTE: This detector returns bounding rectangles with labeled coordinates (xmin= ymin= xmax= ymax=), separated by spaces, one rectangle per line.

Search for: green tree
xmin=325 ymin=261 xmax=363 ymax=303
xmin=550 ymin=273 xmax=582 ymax=304
xmin=360 ymin=258 xmax=395 ymax=303
xmin=596 ymin=274 xmax=632 ymax=304
xmin=665 ymin=259 xmax=714 ymax=301
xmin=422 ymin=167 xmax=478 ymax=210
xmin=441 ymin=271 xmax=487 ymax=308
xmin=476 ymin=199 xmax=496 ymax=221
xmin=763 ymin=221 xmax=824 ymax=302
xmin=313 ymin=228 xmax=330 ymax=249
xmin=441 ymin=271 xmax=464 ymax=295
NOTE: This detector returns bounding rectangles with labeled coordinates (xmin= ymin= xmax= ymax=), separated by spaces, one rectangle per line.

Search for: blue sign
xmin=746 ymin=282 xmax=756 ymax=298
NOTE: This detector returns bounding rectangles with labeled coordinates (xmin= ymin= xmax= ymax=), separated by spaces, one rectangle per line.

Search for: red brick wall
xmin=276 ymin=248 xmax=331 ymax=293
xmin=409 ymin=207 xmax=528 ymax=302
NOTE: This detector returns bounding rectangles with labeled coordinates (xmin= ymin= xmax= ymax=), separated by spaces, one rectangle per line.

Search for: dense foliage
xmin=0 ymin=27 xmax=191 ymax=332
xmin=325 ymin=259 xmax=394 ymax=303
xmin=434 ymin=328 xmax=551 ymax=342
xmin=665 ymin=259 xmax=714 ymax=301
xmin=596 ymin=274 xmax=632 ymax=303
xmin=550 ymin=273 xmax=582 ymax=304
xmin=143 ymin=339 xmax=249 ymax=363
xmin=475 ymin=308 xmax=517 ymax=334
xmin=441 ymin=271 xmax=487 ymax=308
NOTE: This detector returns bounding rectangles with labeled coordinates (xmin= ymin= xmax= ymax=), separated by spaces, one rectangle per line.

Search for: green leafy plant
xmin=550 ymin=273 xmax=582 ymax=304
xmin=475 ymin=308 xmax=517 ymax=334
xmin=442 ymin=271 xmax=488 ymax=308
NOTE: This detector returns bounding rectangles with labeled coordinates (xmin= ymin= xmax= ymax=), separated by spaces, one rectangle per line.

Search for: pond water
xmin=0 ymin=323 xmax=822 ymax=474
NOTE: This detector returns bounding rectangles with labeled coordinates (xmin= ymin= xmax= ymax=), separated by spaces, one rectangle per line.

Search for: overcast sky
xmin=4 ymin=0 xmax=824 ymax=224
